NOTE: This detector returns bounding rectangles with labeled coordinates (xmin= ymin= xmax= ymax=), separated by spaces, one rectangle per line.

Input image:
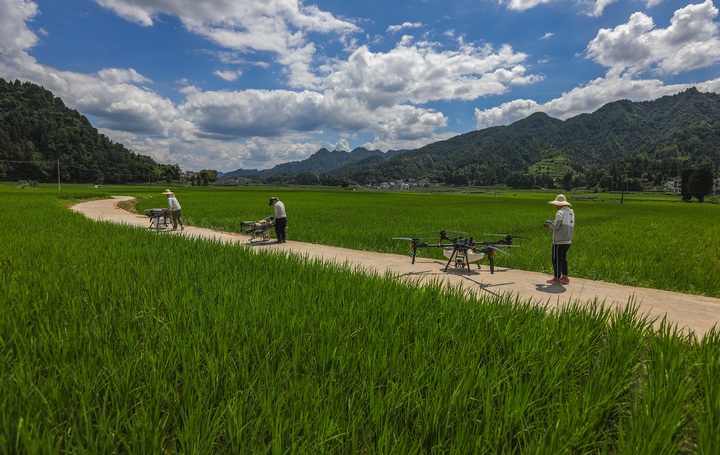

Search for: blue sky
xmin=2 ymin=0 xmax=720 ymax=172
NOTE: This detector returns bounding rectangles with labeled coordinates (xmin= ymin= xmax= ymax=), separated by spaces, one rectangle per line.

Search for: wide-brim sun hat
xmin=269 ymin=196 xmax=278 ymax=206
xmin=162 ymin=189 xmax=174 ymax=195
xmin=548 ymin=194 xmax=572 ymax=206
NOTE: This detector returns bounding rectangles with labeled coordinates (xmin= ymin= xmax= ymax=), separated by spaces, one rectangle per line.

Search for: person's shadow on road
xmin=535 ymin=283 xmax=567 ymax=294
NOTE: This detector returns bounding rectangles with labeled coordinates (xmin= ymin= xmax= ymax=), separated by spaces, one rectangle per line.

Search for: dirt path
xmin=71 ymin=196 xmax=720 ymax=339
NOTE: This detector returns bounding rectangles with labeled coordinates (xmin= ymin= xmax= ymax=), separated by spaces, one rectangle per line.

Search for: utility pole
xmin=57 ymin=159 xmax=61 ymax=190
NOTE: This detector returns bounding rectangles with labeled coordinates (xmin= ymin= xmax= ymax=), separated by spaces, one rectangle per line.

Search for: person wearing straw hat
xmin=544 ymin=194 xmax=574 ymax=285
xmin=268 ymin=196 xmax=287 ymax=243
xmin=163 ymin=189 xmax=184 ymax=231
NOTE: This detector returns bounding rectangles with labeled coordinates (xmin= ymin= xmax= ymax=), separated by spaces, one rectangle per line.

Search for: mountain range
xmin=221 ymin=87 xmax=720 ymax=188
xmin=220 ymin=147 xmax=407 ymax=180
xmin=2 ymin=77 xmax=718 ymax=188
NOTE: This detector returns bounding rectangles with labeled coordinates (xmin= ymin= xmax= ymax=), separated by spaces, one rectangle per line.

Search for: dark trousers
xmin=274 ymin=217 xmax=287 ymax=242
xmin=171 ymin=209 xmax=183 ymax=229
xmin=552 ymin=244 xmax=571 ymax=278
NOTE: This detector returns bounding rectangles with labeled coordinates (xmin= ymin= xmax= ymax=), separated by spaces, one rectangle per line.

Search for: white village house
xmin=665 ymin=178 xmax=720 ymax=195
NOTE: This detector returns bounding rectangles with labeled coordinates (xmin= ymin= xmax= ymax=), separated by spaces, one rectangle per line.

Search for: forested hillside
xmin=0 ymin=78 xmax=161 ymax=184
xmin=334 ymin=88 xmax=720 ymax=189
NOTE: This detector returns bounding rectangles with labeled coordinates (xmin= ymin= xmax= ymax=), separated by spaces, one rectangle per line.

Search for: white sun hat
xmin=548 ymin=194 xmax=572 ymax=206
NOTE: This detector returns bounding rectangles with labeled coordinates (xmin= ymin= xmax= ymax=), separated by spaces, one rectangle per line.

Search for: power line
xmin=0 ymin=159 xmax=90 ymax=169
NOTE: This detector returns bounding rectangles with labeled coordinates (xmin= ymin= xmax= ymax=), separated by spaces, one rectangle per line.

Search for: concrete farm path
xmin=71 ymin=196 xmax=720 ymax=339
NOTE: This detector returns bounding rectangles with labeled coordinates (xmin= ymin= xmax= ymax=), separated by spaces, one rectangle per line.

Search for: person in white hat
xmin=268 ymin=196 xmax=287 ymax=243
xmin=544 ymin=194 xmax=574 ymax=285
xmin=163 ymin=189 xmax=184 ymax=231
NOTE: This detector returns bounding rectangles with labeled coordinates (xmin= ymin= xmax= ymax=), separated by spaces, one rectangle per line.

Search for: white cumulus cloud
xmin=387 ymin=22 xmax=423 ymax=33
xmin=321 ymin=39 xmax=542 ymax=108
xmin=586 ymin=0 xmax=720 ymax=76
xmin=476 ymin=1 xmax=720 ymax=129
xmin=3 ymin=0 xmax=719 ymax=172
xmin=475 ymin=74 xmax=720 ymax=129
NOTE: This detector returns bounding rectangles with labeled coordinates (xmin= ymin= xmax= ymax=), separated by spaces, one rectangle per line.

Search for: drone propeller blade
xmin=395 ymin=238 xmax=436 ymax=247
xmin=410 ymin=231 xmax=457 ymax=240
xmin=440 ymin=229 xmax=468 ymax=235
xmin=487 ymin=245 xmax=510 ymax=256
xmin=483 ymin=234 xmax=530 ymax=239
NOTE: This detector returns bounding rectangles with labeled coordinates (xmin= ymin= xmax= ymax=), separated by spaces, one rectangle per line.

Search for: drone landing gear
xmin=443 ymin=248 xmax=475 ymax=275
xmin=442 ymin=248 xmax=496 ymax=274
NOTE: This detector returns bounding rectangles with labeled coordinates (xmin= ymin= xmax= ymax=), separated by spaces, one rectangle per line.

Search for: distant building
xmin=370 ymin=179 xmax=437 ymax=190
xmin=665 ymin=178 xmax=720 ymax=195
xmin=378 ymin=181 xmax=410 ymax=190
xmin=665 ymin=179 xmax=681 ymax=194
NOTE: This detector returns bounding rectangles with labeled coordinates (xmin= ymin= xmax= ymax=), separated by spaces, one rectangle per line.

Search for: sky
xmin=2 ymin=0 xmax=720 ymax=173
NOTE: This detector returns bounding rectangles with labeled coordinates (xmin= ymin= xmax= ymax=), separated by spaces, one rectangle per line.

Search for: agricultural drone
xmin=240 ymin=216 xmax=275 ymax=243
xmin=393 ymin=230 xmax=526 ymax=274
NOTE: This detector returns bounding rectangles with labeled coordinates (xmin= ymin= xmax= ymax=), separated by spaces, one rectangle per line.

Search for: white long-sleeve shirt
xmin=273 ymin=201 xmax=286 ymax=219
xmin=548 ymin=206 xmax=574 ymax=244
xmin=167 ymin=195 xmax=181 ymax=212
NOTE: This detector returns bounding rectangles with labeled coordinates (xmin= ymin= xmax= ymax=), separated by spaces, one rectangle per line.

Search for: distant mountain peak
xmin=221 ymin=146 xmax=392 ymax=180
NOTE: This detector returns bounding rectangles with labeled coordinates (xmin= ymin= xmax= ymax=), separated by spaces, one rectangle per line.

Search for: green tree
xmin=688 ymin=167 xmax=714 ymax=203
xmin=199 ymin=169 xmax=218 ymax=185
xmin=157 ymin=164 xmax=181 ymax=183
xmin=294 ymin=172 xmax=320 ymax=185
xmin=680 ymin=168 xmax=694 ymax=201
xmin=505 ymin=171 xmax=534 ymax=189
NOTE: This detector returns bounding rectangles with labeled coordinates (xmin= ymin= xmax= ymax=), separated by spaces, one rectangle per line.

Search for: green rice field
xmin=130 ymin=185 xmax=719 ymax=298
xmin=1 ymin=184 xmax=719 ymax=453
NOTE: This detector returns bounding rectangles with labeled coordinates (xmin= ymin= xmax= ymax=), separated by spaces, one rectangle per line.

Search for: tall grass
xmin=1 ymin=188 xmax=720 ymax=452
